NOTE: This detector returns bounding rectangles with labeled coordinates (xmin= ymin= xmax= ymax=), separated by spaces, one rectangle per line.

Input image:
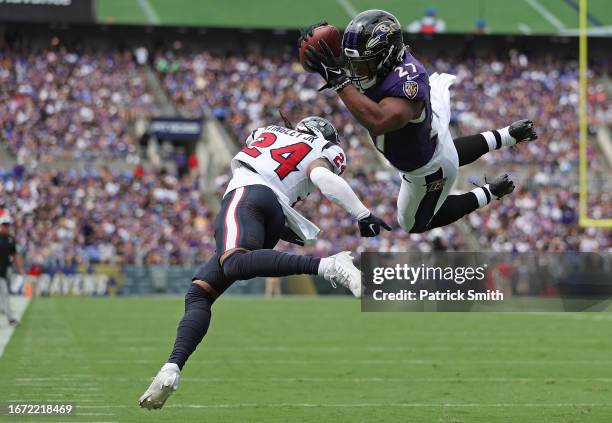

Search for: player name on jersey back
xmin=263 ymin=125 xmax=318 ymax=142
xmin=231 ymin=125 xmax=347 ymax=206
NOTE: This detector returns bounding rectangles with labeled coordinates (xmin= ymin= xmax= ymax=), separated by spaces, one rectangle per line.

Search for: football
xmin=299 ymin=24 xmax=342 ymax=72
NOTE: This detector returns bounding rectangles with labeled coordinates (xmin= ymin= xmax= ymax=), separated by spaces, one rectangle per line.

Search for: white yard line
xmin=14 ymin=383 xmax=99 ymax=387
xmin=77 ymin=403 xmax=612 ymax=409
xmin=22 ymin=421 xmax=119 ymax=423
xmin=136 ymin=0 xmax=160 ymax=24
xmin=524 ymin=0 xmax=566 ymax=31
xmin=96 ymin=337 xmax=611 ymax=347
xmin=526 ymin=312 xmax=612 ymax=321
xmin=570 ymin=314 xmax=612 ymax=321
xmin=94 ymin=358 xmax=612 ymax=365
xmin=0 ymin=296 xmax=29 ymax=358
xmin=21 ymin=387 xmax=101 ymax=391
xmin=163 ymin=402 xmax=612 ymax=409
xmin=79 ymin=405 xmax=131 ymax=409
xmin=15 ymin=375 xmax=92 ymax=381
xmin=44 ymin=376 xmax=612 ymax=384
xmin=336 ymin=0 xmax=357 ymax=18
xmin=76 ymin=413 xmax=115 ymax=416
xmin=4 ymin=300 xmax=118 ymax=421
xmin=178 ymin=376 xmax=612 ymax=383
xmin=561 ymin=25 xmax=612 ymax=36
xmin=171 ymin=344 xmax=582 ymax=352
xmin=6 ymin=399 xmax=101 ymax=402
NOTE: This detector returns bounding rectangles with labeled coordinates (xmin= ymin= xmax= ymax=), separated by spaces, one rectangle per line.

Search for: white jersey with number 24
xmin=226 ymin=125 xmax=347 ymax=206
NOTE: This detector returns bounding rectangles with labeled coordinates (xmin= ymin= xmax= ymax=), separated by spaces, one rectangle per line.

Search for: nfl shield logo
xmin=403 ymin=80 xmax=419 ymax=99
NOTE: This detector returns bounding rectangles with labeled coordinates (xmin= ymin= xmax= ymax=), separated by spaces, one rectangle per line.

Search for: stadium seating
xmin=0 ymin=166 xmax=215 ymax=266
xmin=0 ymin=45 xmax=159 ymax=162
xmin=0 ymin=42 xmax=610 ymax=266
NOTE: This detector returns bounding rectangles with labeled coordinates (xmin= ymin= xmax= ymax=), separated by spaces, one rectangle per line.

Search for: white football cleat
xmin=322 ymin=251 xmax=362 ymax=297
xmin=138 ymin=363 xmax=180 ymax=410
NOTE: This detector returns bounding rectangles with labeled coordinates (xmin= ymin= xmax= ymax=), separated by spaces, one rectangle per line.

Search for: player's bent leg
xmin=398 ymin=162 xmax=457 ymax=234
xmin=167 ymin=283 xmax=215 ymax=370
xmin=139 ymin=256 xmax=228 ymax=410
xmin=455 ymin=120 xmax=538 ymax=167
xmin=424 ymin=193 xmax=480 ymax=232
xmin=139 ymin=284 xmax=215 ymax=409
xmin=453 ymin=133 xmax=490 ymax=167
xmin=220 ymin=249 xmax=361 ymax=297
xmin=221 ymin=248 xmax=319 ymax=281
xmin=426 ymin=174 xmax=515 ymax=231
xmin=217 ymin=184 xmax=361 ymax=296
xmin=397 ymin=130 xmax=458 ymax=233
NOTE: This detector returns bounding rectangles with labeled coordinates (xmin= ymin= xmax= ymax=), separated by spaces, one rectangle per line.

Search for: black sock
xmin=222 ymin=250 xmax=320 ymax=281
xmin=168 ymin=283 xmax=213 ymax=370
xmin=427 ymin=193 xmax=480 ymax=229
xmin=453 ymin=134 xmax=490 ymax=166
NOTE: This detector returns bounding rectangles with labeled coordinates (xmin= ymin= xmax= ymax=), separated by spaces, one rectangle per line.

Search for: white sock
xmin=498 ymin=126 xmax=514 ymax=147
xmin=318 ymin=257 xmax=334 ymax=277
xmin=480 ymin=126 xmax=515 ymax=151
xmin=471 ymin=184 xmax=494 ymax=208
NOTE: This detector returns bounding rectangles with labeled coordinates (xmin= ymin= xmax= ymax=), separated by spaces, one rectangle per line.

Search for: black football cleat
xmin=509 ymin=119 xmax=537 ymax=143
xmin=8 ymin=318 xmax=19 ymax=327
xmin=487 ymin=174 xmax=515 ymax=199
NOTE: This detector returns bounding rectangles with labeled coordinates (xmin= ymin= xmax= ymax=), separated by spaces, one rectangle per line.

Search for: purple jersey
xmin=364 ymin=51 xmax=435 ymax=172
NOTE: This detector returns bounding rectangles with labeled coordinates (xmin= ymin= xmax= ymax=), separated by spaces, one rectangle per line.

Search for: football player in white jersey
xmin=139 ymin=116 xmax=390 ymax=409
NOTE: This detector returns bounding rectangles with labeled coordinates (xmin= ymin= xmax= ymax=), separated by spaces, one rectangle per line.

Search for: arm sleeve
xmin=309 ymin=166 xmax=370 ymax=220
xmin=9 ymin=238 xmax=16 ymax=255
xmin=320 ymin=144 xmax=347 ymax=175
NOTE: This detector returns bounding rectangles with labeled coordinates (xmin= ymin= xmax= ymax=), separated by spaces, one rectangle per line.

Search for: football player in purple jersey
xmin=302 ymin=10 xmax=537 ymax=234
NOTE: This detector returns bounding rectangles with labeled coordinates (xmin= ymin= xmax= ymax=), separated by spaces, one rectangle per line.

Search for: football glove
xmin=509 ymin=119 xmax=537 ymax=143
xmin=304 ymin=41 xmax=350 ymax=92
xmin=358 ymin=213 xmax=392 ymax=237
xmin=486 ymin=174 xmax=515 ymax=199
xmin=298 ymin=22 xmax=328 ymax=46
xmin=280 ymin=226 xmax=305 ymax=246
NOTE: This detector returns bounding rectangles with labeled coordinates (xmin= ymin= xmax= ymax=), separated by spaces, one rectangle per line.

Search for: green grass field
xmin=96 ymin=0 xmax=612 ymax=34
xmin=2 ymin=297 xmax=612 ymax=422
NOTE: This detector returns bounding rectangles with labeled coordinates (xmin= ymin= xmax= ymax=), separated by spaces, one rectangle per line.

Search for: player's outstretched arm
xmin=308 ymin=160 xmax=391 ymax=237
xmin=304 ymin=40 xmax=422 ymax=136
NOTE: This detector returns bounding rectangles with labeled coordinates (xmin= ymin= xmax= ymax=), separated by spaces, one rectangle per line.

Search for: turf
xmin=1 ymin=297 xmax=612 ymax=422
xmin=95 ymin=0 xmax=612 ymax=34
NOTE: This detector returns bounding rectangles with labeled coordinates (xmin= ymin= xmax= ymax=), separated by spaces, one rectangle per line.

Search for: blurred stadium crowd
xmin=0 ymin=43 xmax=159 ymax=163
xmin=0 ymin=40 xmax=610 ymax=267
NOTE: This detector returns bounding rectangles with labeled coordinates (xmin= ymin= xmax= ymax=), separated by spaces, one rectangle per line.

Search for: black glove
xmin=298 ymin=21 xmax=328 ymax=47
xmin=509 ymin=119 xmax=538 ymax=143
xmin=280 ymin=226 xmax=305 ymax=246
xmin=358 ymin=213 xmax=392 ymax=237
xmin=304 ymin=40 xmax=350 ymax=92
